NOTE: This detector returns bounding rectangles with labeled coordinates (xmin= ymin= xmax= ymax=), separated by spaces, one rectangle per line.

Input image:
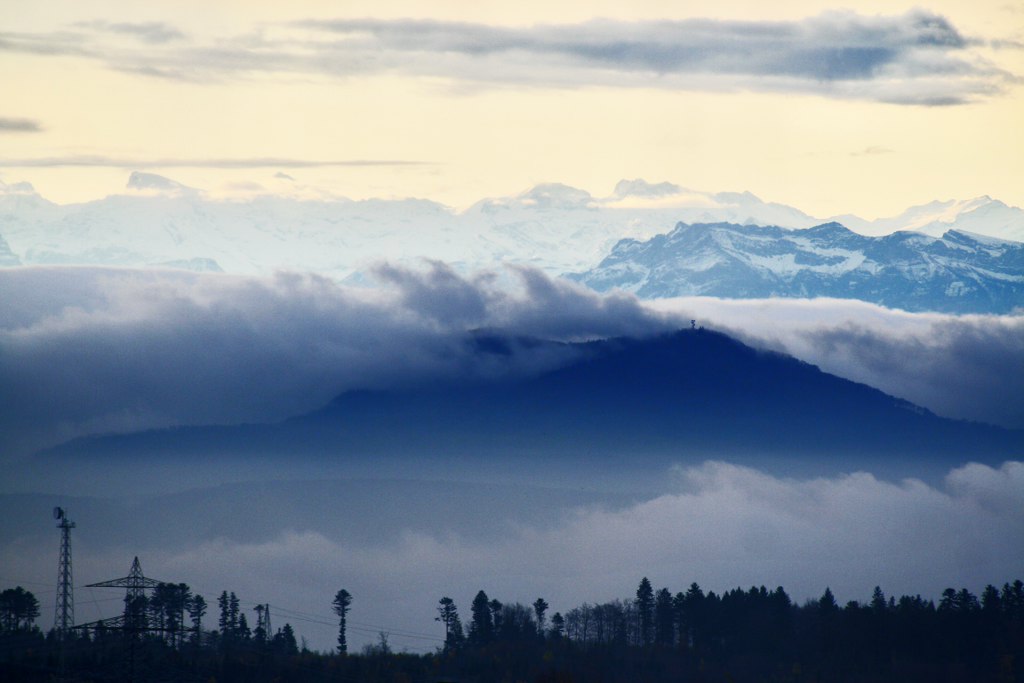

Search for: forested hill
xmin=44 ymin=328 xmax=1023 ymax=474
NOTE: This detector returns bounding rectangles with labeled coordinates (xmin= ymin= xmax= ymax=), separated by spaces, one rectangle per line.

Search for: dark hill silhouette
xmin=41 ymin=329 xmax=1022 ymax=477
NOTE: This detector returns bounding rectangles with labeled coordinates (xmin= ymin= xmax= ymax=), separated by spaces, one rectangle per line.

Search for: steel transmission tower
xmin=53 ymin=506 xmax=75 ymax=636
xmin=255 ymin=603 xmax=271 ymax=638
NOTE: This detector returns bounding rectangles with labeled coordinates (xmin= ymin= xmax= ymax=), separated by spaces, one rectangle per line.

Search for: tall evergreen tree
xmin=533 ymin=598 xmax=549 ymax=637
xmin=469 ymin=590 xmax=494 ymax=645
xmin=229 ymin=592 xmax=241 ymax=632
xmin=217 ymin=591 xmax=230 ymax=635
xmin=332 ymin=589 xmax=352 ymax=654
xmin=237 ymin=613 xmax=251 ymax=641
xmin=489 ymin=599 xmax=504 ymax=635
xmin=550 ymin=612 xmax=565 ymax=639
xmin=654 ymin=587 xmax=674 ymax=646
xmin=187 ymin=594 xmax=206 ymax=646
xmin=636 ymin=577 xmax=655 ymax=646
xmin=436 ymin=597 xmax=464 ymax=652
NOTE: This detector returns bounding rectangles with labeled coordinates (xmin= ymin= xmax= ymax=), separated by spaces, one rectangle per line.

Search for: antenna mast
xmin=53 ymin=506 xmax=76 ymax=636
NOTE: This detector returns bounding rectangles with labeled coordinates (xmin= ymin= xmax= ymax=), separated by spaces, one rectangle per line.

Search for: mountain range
xmin=573 ymin=221 xmax=1024 ymax=314
xmin=3 ymin=176 xmax=1022 ymax=315
xmin=2 ymin=175 xmax=1022 ymax=280
xmin=41 ymin=329 xmax=1022 ymax=483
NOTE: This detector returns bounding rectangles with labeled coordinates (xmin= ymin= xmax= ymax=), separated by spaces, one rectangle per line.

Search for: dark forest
xmin=3 ymin=576 xmax=1023 ymax=683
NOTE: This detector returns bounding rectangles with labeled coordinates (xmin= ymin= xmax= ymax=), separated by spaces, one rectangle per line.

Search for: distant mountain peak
xmin=713 ymin=190 xmax=763 ymax=204
xmin=613 ymin=178 xmax=683 ymax=199
xmin=0 ymin=179 xmax=39 ymax=196
xmin=518 ymin=182 xmax=595 ymax=210
xmin=573 ymin=221 xmax=1024 ymax=314
xmin=126 ymin=171 xmax=196 ymax=195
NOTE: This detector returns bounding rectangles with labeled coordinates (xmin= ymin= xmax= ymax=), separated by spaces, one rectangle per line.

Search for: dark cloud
xmin=0 ymin=11 xmax=1015 ymax=104
xmin=0 ymin=155 xmax=428 ymax=168
xmin=0 ymin=117 xmax=42 ymax=133
xmin=0 ymin=265 xmax=674 ymax=457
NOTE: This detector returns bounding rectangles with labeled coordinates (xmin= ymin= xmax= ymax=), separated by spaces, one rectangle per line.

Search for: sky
xmin=1 ymin=0 xmax=1023 ymax=217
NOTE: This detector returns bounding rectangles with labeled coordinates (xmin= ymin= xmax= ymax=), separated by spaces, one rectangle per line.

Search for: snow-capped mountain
xmin=571 ymin=222 xmax=1024 ymax=314
xmin=830 ymin=196 xmax=1024 ymax=241
xmin=1 ymin=175 xmax=1022 ymax=290
xmin=0 ymin=176 xmax=826 ymax=277
xmin=0 ymin=234 xmax=20 ymax=266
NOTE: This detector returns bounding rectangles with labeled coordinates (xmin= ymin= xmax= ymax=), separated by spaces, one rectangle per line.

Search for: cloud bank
xmin=0 ymin=10 xmax=1014 ymax=104
xmin=158 ymin=460 xmax=1024 ymax=652
xmin=7 ymin=460 xmax=1020 ymax=652
xmin=653 ymin=297 xmax=1024 ymax=430
xmin=2 ymin=267 xmax=1023 ymax=461
xmin=0 ymin=265 xmax=672 ymax=457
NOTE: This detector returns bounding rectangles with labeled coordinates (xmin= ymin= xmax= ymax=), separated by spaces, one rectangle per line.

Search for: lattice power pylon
xmin=77 ymin=556 xmax=163 ymax=633
xmin=74 ymin=556 xmax=196 ymax=683
xmin=53 ymin=506 xmax=75 ymax=636
xmin=255 ymin=603 xmax=271 ymax=638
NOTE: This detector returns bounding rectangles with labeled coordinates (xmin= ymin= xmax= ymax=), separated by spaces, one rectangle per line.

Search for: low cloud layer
xmin=2 ymin=267 xmax=1023 ymax=461
xmin=653 ymin=297 xmax=1024 ymax=430
xmin=0 ymin=10 xmax=1015 ymax=104
xmin=4 ymin=460 xmax=1020 ymax=652
xmin=0 ymin=265 xmax=673 ymax=457
xmin=151 ymin=459 xmax=1024 ymax=651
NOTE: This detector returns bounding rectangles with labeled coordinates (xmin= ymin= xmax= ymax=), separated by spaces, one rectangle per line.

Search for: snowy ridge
xmin=572 ymin=222 xmax=1024 ymax=314
xmin=0 ymin=175 xmax=1021 ymax=284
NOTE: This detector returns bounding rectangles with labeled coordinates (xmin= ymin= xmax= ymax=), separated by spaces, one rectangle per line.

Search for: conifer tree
xmin=469 ymin=590 xmax=493 ymax=645
xmin=533 ymin=598 xmax=549 ymax=637
xmin=636 ymin=577 xmax=655 ymax=646
xmin=436 ymin=597 xmax=464 ymax=652
xmin=332 ymin=589 xmax=352 ymax=654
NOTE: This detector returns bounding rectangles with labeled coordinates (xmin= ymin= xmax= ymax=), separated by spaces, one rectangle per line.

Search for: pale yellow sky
xmin=1 ymin=0 xmax=1022 ymax=218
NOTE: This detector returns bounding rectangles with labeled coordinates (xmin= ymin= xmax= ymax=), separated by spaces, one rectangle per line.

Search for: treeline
xmin=1 ymin=578 xmax=1023 ymax=682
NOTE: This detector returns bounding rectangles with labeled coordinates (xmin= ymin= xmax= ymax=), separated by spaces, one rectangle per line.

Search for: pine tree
xmin=229 ymin=592 xmax=241 ymax=632
xmin=436 ymin=597 xmax=464 ymax=652
xmin=332 ymin=589 xmax=352 ymax=654
xmin=654 ymin=587 xmax=674 ymax=646
xmin=636 ymin=577 xmax=654 ymax=646
xmin=187 ymin=594 xmax=206 ymax=646
xmin=469 ymin=590 xmax=493 ymax=645
xmin=489 ymin=599 xmax=504 ymax=635
xmin=550 ymin=612 xmax=565 ymax=639
xmin=533 ymin=598 xmax=549 ymax=637
xmin=217 ymin=591 xmax=230 ymax=635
